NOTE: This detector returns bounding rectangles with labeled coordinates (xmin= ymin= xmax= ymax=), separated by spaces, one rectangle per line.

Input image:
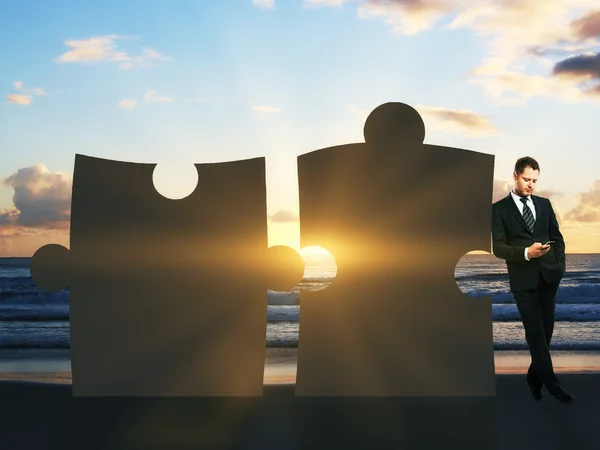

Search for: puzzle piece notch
xmin=30 ymin=244 xmax=71 ymax=293
xmin=454 ymin=250 xmax=496 ymax=300
xmin=152 ymin=158 xmax=200 ymax=200
xmin=265 ymin=245 xmax=305 ymax=291
xmin=363 ymin=102 xmax=425 ymax=149
xmin=298 ymin=246 xmax=338 ymax=292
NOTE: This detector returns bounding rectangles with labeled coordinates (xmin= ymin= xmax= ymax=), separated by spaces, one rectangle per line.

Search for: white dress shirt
xmin=510 ymin=190 xmax=536 ymax=261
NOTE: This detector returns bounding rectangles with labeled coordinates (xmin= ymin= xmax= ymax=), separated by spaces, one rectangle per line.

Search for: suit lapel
xmin=504 ymin=193 xmax=532 ymax=234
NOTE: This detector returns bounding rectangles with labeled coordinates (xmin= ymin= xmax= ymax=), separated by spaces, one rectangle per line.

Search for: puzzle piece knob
xmin=265 ymin=245 xmax=305 ymax=291
xmin=30 ymin=244 xmax=71 ymax=292
xmin=363 ymin=102 xmax=425 ymax=148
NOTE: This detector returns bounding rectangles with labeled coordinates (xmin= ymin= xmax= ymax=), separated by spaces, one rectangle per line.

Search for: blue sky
xmin=1 ymin=0 xmax=600 ymax=256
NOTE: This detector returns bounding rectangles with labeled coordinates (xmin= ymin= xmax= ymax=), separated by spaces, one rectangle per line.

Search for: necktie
xmin=520 ymin=197 xmax=535 ymax=233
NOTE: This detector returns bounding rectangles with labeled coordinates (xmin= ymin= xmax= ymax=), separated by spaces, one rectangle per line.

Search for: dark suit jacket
xmin=492 ymin=193 xmax=566 ymax=292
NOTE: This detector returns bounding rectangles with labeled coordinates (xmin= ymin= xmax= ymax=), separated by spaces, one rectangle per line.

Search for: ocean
xmin=0 ymin=254 xmax=599 ymax=357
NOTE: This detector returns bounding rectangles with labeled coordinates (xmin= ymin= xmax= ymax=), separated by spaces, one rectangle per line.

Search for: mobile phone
xmin=544 ymin=241 xmax=555 ymax=246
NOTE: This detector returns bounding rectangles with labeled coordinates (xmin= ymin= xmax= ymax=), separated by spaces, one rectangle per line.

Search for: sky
xmin=1 ymin=0 xmax=600 ymax=257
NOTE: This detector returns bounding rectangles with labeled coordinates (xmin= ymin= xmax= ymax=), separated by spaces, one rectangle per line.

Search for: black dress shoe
xmin=547 ymin=385 xmax=575 ymax=404
xmin=528 ymin=385 xmax=543 ymax=401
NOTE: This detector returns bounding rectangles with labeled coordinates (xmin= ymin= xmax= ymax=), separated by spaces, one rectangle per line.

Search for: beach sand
xmin=1 ymin=350 xmax=599 ymax=450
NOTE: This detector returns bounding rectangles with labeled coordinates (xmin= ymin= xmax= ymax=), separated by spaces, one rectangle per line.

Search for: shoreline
xmin=1 ymin=348 xmax=600 ymax=385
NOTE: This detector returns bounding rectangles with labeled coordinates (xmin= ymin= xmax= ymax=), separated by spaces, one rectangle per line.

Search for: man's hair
xmin=514 ymin=156 xmax=540 ymax=175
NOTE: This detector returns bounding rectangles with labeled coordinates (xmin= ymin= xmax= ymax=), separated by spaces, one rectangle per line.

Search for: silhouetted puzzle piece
xmin=295 ymin=102 xmax=496 ymax=397
xmin=30 ymin=154 xmax=304 ymax=396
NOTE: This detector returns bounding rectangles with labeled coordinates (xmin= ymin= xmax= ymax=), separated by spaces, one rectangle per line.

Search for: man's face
xmin=513 ymin=166 xmax=538 ymax=197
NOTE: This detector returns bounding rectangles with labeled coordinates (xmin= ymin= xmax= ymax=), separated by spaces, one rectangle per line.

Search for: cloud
xmin=0 ymin=208 xmax=20 ymax=226
xmin=144 ymin=90 xmax=174 ymax=103
xmin=586 ymin=83 xmax=600 ymax=96
xmin=357 ymin=0 xmax=455 ymax=35
xmin=303 ymin=0 xmax=350 ymax=8
xmin=492 ymin=179 xmax=513 ymax=204
xmin=564 ymin=180 xmax=600 ymax=222
xmin=446 ymin=1 xmax=600 ymax=104
xmin=251 ymin=105 xmax=281 ymax=113
xmin=553 ymin=52 xmax=600 ymax=80
xmin=309 ymin=1 xmax=600 ymax=104
xmin=534 ymin=189 xmax=564 ymax=199
xmin=253 ymin=0 xmax=275 ymax=9
xmin=492 ymin=179 xmax=564 ymax=203
xmin=54 ymin=35 xmax=169 ymax=70
xmin=117 ymin=90 xmax=173 ymax=109
xmin=571 ymin=9 xmax=600 ymax=39
xmin=117 ymin=99 xmax=138 ymax=110
xmin=5 ymin=81 xmax=48 ymax=105
xmin=413 ymin=105 xmax=500 ymax=136
xmin=0 ymin=165 xmax=71 ymax=229
xmin=469 ymin=61 xmax=587 ymax=105
xmin=0 ymin=236 xmax=14 ymax=256
xmin=5 ymin=94 xmax=32 ymax=105
xmin=269 ymin=209 xmax=298 ymax=222
xmin=492 ymin=179 xmax=566 ymax=224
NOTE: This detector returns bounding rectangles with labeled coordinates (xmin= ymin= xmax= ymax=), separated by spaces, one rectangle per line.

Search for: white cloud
xmin=144 ymin=90 xmax=174 ymax=103
xmin=0 ymin=165 xmax=71 ymax=229
xmin=565 ymin=179 xmax=600 ymax=222
xmin=303 ymin=0 xmax=350 ymax=8
xmin=5 ymin=81 xmax=48 ymax=106
xmin=445 ymin=1 xmax=600 ymax=104
xmin=117 ymin=99 xmax=138 ymax=110
xmin=253 ymin=0 xmax=275 ymax=9
xmin=251 ymin=105 xmax=282 ymax=113
xmin=117 ymin=90 xmax=174 ymax=109
xmin=54 ymin=35 xmax=169 ymax=70
xmin=310 ymin=1 xmax=600 ymax=104
xmin=5 ymin=94 xmax=32 ymax=105
xmin=357 ymin=0 xmax=455 ymax=35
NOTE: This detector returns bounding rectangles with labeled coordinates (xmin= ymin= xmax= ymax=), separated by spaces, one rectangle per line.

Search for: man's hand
xmin=528 ymin=243 xmax=550 ymax=259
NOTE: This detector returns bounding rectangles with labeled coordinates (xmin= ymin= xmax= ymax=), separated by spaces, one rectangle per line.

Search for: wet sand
xmin=1 ymin=350 xmax=599 ymax=449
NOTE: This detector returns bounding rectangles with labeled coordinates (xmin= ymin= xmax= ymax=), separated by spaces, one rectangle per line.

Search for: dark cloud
xmin=269 ymin=209 xmax=298 ymax=223
xmin=0 ymin=165 xmax=71 ymax=229
xmin=553 ymin=53 xmax=600 ymax=78
xmin=571 ymin=10 xmax=600 ymax=39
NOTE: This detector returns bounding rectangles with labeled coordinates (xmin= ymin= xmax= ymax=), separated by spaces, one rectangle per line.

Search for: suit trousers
xmin=512 ymin=277 xmax=561 ymax=390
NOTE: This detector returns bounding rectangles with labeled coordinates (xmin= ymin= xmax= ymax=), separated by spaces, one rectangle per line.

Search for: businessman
xmin=492 ymin=156 xmax=574 ymax=404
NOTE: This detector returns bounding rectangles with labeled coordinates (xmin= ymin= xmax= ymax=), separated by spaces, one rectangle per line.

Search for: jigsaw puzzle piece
xmin=30 ymin=154 xmax=304 ymax=397
xmin=30 ymin=243 xmax=71 ymax=293
xmin=295 ymin=102 xmax=496 ymax=397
